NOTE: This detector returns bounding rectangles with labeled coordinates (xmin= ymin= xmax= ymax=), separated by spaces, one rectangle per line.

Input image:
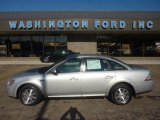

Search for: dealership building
xmin=0 ymin=11 xmax=160 ymax=57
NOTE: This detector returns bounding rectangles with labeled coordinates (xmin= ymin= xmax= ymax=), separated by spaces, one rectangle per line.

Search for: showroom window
xmin=44 ymin=35 xmax=67 ymax=55
xmin=0 ymin=36 xmax=8 ymax=56
xmin=97 ymin=34 xmax=160 ymax=57
xmin=32 ymin=36 xmax=43 ymax=56
xmin=0 ymin=35 xmax=67 ymax=57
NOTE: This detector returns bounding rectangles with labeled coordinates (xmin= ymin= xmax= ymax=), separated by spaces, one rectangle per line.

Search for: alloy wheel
xmin=21 ymin=88 xmax=38 ymax=105
xmin=114 ymin=88 xmax=130 ymax=104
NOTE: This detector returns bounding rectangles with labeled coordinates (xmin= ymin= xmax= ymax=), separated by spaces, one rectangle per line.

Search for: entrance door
xmin=44 ymin=36 xmax=67 ymax=54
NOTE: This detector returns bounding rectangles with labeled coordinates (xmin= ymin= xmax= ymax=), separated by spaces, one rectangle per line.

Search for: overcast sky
xmin=0 ymin=0 xmax=160 ymax=11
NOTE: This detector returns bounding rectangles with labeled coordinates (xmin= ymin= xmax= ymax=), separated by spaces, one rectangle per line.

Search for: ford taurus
xmin=6 ymin=55 xmax=154 ymax=105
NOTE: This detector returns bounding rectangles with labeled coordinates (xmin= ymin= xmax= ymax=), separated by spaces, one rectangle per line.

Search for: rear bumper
xmin=135 ymin=80 xmax=154 ymax=94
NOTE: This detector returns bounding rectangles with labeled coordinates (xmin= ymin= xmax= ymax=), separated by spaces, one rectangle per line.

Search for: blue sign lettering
xmin=57 ymin=20 xmax=64 ymax=29
xmin=82 ymin=20 xmax=88 ymax=29
xmin=73 ymin=20 xmax=79 ymax=29
xmin=102 ymin=21 xmax=109 ymax=29
xmin=19 ymin=21 xmax=25 ymax=29
xmin=95 ymin=20 xmax=100 ymax=29
xmin=35 ymin=21 xmax=41 ymax=29
xmin=119 ymin=21 xmax=126 ymax=29
xmin=66 ymin=20 xmax=71 ymax=29
xmin=27 ymin=21 xmax=33 ymax=29
xmin=49 ymin=21 xmax=55 ymax=29
xmin=146 ymin=21 xmax=153 ymax=29
xmin=9 ymin=21 xmax=17 ymax=29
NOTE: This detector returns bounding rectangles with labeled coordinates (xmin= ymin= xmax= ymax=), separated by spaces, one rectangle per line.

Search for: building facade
xmin=0 ymin=11 xmax=160 ymax=57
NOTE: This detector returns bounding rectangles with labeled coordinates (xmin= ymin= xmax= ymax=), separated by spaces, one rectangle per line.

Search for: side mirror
xmin=51 ymin=68 xmax=58 ymax=75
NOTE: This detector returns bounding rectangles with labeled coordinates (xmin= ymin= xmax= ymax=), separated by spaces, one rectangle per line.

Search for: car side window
xmin=85 ymin=58 xmax=109 ymax=71
xmin=108 ymin=60 xmax=127 ymax=70
xmin=101 ymin=59 xmax=110 ymax=71
xmin=56 ymin=58 xmax=81 ymax=73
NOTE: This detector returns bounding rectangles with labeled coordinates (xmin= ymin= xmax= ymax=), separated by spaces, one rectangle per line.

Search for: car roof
xmin=66 ymin=54 xmax=109 ymax=59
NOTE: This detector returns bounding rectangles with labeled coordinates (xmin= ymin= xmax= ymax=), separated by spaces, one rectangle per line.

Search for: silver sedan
xmin=6 ymin=55 xmax=154 ymax=106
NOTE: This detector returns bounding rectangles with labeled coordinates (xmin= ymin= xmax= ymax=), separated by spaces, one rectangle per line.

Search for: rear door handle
xmin=40 ymin=79 xmax=45 ymax=82
xmin=105 ymin=76 xmax=114 ymax=79
xmin=69 ymin=77 xmax=79 ymax=81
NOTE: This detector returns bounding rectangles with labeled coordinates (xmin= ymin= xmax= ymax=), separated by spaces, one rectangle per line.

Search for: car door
xmin=82 ymin=58 xmax=115 ymax=96
xmin=45 ymin=58 xmax=82 ymax=97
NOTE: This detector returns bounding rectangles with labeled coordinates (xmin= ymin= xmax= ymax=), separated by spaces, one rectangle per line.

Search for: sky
xmin=0 ymin=0 xmax=160 ymax=12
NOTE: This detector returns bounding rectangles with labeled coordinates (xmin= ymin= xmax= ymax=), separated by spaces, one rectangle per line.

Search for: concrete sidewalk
xmin=0 ymin=57 xmax=50 ymax=65
xmin=0 ymin=57 xmax=160 ymax=65
xmin=118 ymin=57 xmax=160 ymax=64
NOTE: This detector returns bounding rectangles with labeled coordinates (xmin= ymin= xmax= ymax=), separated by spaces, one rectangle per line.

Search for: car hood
xmin=10 ymin=67 xmax=45 ymax=81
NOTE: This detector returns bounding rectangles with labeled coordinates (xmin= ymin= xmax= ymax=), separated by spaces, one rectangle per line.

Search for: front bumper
xmin=6 ymin=84 xmax=17 ymax=98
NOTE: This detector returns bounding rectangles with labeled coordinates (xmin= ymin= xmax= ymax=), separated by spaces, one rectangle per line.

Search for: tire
xmin=43 ymin=57 xmax=49 ymax=63
xmin=109 ymin=83 xmax=132 ymax=105
xmin=18 ymin=85 xmax=42 ymax=106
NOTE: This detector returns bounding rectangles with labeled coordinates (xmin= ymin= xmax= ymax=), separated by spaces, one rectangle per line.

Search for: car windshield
xmin=38 ymin=58 xmax=65 ymax=74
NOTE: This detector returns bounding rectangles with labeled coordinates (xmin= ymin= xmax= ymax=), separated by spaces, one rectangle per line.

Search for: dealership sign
xmin=8 ymin=20 xmax=154 ymax=30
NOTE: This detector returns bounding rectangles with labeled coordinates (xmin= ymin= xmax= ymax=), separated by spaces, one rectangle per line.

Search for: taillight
xmin=145 ymin=73 xmax=152 ymax=81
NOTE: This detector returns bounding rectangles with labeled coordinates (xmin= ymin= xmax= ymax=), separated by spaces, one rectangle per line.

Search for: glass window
xmin=97 ymin=35 xmax=121 ymax=56
xmin=21 ymin=36 xmax=31 ymax=57
xmin=32 ymin=36 xmax=43 ymax=56
xmin=56 ymin=36 xmax=67 ymax=42
xmin=108 ymin=60 xmax=127 ymax=70
xmin=85 ymin=58 xmax=109 ymax=71
xmin=101 ymin=59 xmax=109 ymax=71
xmin=44 ymin=36 xmax=55 ymax=54
xmin=43 ymin=35 xmax=67 ymax=54
xmin=97 ymin=34 xmax=160 ymax=57
xmin=55 ymin=36 xmax=67 ymax=51
xmin=0 ymin=36 xmax=8 ymax=57
xmin=56 ymin=58 xmax=81 ymax=73
xmin=10 ymin=36 xmax=21 ymax=57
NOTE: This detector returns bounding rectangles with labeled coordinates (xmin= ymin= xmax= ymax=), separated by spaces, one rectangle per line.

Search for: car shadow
xmin=146 ymin=95 xmax=160 ymax=100
xmin=35 ymin=99 xmax=86 ymax=120
xmin=60 ymin=107 xmax=85 ymax=120
xmin=35 ymin=99 xmax=50 ymax=120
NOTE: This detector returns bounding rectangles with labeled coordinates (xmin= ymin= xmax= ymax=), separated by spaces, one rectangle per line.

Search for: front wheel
xmin=109 ymin=84 xmax=132 ymax=105
xmin=18 ymin=85 xmax=42 ymax=106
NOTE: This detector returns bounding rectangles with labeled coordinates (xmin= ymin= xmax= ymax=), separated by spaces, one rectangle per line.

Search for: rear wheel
xmin=43 ymin=57 xmax=49 ymax=63
xmin=109 ymin=83 xmax=132 ymax=105
xmin=18 ymin=85 xmax=42 ymax=106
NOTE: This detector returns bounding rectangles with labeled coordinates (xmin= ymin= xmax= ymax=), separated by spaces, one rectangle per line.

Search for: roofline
xmin=0 ymin=11 xmax=160 ymax=20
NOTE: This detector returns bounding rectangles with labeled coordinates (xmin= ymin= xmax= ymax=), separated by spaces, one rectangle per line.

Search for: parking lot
xmin=0 ymin=65 xmax=160 ymax=120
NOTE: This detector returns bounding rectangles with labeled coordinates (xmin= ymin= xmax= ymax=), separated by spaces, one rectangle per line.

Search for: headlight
xmin=7 ymin=79 xmax=15 ymax=86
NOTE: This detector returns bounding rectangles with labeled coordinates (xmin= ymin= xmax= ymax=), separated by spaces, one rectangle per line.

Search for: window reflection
xmin=44 ymin=36 xmax=67 ymax=54
xmin=0 ymin=34 xmax=159 ymax=57
xmin=0 ymin=35 xmax=67 ymax=57
xmin=0 ymin=36 xmax=8 ymax=56
xmin=21 ymin=36 xmax=31 ymax=57
xmin=10 ymin=36 xmax=21 ymax=57
xmin=97 ymin=34 xmax=160 ymax=57
xmin=32 ymin=36 xmax=43 ymax=56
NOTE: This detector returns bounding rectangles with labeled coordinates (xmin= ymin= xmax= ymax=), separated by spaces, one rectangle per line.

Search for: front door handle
xmin=69 ymin=77 xmax=79 ymax=81
xmin=105 ymin=76 xmax=114 ymax=79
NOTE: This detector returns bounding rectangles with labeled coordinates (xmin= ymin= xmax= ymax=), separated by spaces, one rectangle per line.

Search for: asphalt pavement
xmin=0 ymin=65 xmax=160 ymax=120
